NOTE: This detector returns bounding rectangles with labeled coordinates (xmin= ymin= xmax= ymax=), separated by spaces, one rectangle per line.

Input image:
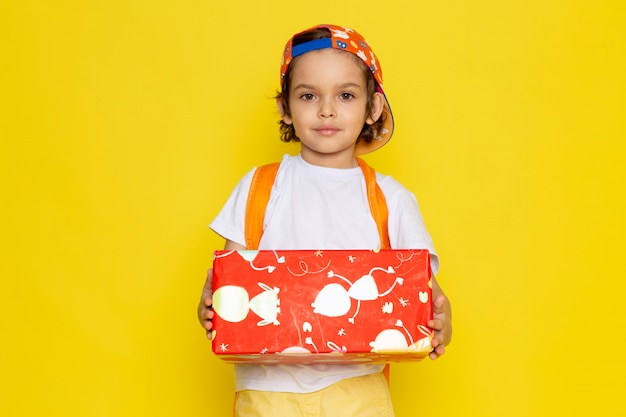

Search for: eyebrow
xmin=292 ymin=82 xmax=364 ymax=91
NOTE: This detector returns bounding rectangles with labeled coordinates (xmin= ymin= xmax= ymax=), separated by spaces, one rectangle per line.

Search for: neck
xmin=300 ymin=149 xmax=359 ymax=169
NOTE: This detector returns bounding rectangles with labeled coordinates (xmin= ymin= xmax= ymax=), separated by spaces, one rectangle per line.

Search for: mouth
xmin=314 ymin=126 xmax=340 ymax=136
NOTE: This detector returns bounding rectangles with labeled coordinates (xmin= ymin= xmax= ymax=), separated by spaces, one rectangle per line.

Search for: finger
xmin=199 ymin=307 xmax=214 ymax=324
xmin=435 ymin=344 xmax=445 ymax=356
xmin=429 ymin=343 xmax=445 ymax=359
xmin=431 ymin=328 xmax=445 ymax=349
xmin=197 ymin=299 xmax=214 ymax=326
xmin=432 ymin=294 xmax=446 ymax=313
xmin=200 ymin=270 xmax=214 ymax=297
xmin=431 ymin=333 xmax=441 ymax=347
xmin=429 ymin=345 xmax=445 ymax=360
xmin=428 ymin=318 xmax=443 ymax=331
xmin=204 ymin=268 xmax=213 ymax=288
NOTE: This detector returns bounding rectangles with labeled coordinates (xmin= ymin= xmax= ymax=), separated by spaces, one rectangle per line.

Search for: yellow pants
xmin=233 ymin=372 xmax=394 ymax=417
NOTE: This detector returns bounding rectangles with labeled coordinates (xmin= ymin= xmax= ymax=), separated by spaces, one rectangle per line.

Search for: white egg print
xmin=212 ymin=250 xmax=285 ymax=326
xmin=311 ymin=266 xmax=405 ymax=323
xmin=369 ymin=323 xmax=433 ymax=353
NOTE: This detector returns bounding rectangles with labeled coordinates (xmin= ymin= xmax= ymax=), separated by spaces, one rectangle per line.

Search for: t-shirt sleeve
xmin=379 ymin=174 xmax=440 ymax=275
xmin=209 ymin=167 xmax=257 ymax=247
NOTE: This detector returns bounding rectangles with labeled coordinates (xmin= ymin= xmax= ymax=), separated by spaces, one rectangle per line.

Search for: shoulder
xmin=373 ymin=170 xmax=424 ymax=216
xmin=272 ymin=154 xmax=302 ymax=184
xmin=257 ymin=154 xmax=298 ymax=177
xmin=243 ymin=154 xmax=295 ymax=188
xmin=375 ymin=171 xmax=414 ymax=199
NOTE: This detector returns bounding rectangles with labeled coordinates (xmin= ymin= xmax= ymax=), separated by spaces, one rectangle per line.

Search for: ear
xmin=276 ymin=97 xmax=292 ymax=125
xmin=365 ymin=92 xmax=385 ymax=125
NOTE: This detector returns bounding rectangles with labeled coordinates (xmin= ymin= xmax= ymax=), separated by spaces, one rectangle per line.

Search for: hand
xmin=197 ymin=268 xmax=214 ymax=339
xmin=427 ymin=279 xmax=452 ymax=360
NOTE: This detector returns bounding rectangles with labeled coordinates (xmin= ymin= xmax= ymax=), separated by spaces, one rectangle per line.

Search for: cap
xmin=280 ymin=24 xmax=394 ymax=155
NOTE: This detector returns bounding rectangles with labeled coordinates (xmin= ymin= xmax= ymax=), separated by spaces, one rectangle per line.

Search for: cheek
xmin=286 ymin=101 xmax=311 ymax=123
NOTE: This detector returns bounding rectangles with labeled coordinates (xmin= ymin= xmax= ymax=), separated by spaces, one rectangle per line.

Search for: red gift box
xmin=211 ymin=249 xmax=434 ymax=364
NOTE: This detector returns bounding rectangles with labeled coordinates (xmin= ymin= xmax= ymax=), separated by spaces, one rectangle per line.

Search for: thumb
xmin=201 ymin=269 xmax=214 ymax=303
xmin=204 ymin=268 xmax=213 ymax=289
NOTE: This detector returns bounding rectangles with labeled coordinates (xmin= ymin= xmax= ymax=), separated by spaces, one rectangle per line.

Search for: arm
xmin=428 ymin=276 xmax=452 ymax=360
xmin=197 ymin=239 xmax=247 ymax=339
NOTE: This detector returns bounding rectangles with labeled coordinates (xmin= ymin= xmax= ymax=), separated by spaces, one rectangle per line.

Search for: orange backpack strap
xmin=356 ymin=157 xmax=391 ymax=250
xmin=356 ymin=155 xmax=392 ymax=383
xmin=245 ymin=163 xmax=281 ymax=250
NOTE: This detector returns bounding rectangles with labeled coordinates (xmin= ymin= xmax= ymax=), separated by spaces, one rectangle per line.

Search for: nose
xmin=318 ymin=97 xmax=336 ymax=118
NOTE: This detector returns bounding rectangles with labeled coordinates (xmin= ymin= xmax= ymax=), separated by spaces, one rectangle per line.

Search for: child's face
xmin=281 ymin=48 xmax=381 ymax=167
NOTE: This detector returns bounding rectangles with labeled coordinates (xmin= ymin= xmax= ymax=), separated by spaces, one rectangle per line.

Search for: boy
xmin=198 ymin=24 xmax=452 ymax=417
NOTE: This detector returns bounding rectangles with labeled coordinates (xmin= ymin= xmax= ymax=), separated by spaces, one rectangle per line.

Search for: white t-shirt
xmin=210 ymin=154 xmax=439 ymax=393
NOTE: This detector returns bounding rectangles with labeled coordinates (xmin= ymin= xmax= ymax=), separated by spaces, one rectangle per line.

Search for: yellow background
xmin=2 ymin=1 xmax=624 ymax=416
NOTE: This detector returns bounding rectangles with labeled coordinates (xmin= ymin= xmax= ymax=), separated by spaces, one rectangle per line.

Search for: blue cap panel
xmin=291 ymin=38 xmax=334 ymax=58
